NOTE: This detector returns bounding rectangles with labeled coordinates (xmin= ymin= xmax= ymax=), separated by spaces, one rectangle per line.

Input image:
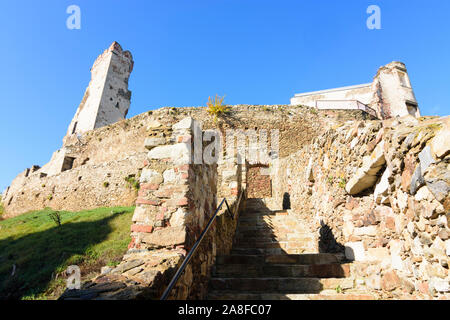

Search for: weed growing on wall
xmin=124 ymin=176 xmax=140 ymax=191
xmin=207 ymin=95 xmax=230 ymax=122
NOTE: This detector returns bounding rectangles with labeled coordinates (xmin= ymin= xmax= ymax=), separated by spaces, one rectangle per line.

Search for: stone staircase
xmin=207 ymin=199 xmax=375 ymax=300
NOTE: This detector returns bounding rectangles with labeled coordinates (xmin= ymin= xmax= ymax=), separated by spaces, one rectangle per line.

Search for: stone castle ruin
xmin=2 ymin=42 xmax=449 ymax=300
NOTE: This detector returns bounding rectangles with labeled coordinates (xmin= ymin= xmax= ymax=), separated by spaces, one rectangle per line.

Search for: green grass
xmin=0 ymin=198 xmax=4 ymax=218
xmin=0 ymin=206 xmax=134 ymax=300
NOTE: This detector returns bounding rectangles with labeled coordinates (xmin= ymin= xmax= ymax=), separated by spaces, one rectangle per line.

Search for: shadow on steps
xmin=207 ymin=198 xmax=353 ymax=300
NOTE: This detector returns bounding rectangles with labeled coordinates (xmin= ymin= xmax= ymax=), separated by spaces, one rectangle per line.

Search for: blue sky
xmin=0 ymin=0 xmax=449 ymax=191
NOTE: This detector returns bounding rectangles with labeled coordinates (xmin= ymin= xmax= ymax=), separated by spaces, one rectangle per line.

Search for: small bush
xmin=169 ymin=107 xmax=179 ymax=115
xmin=48 ymin=211 xmax=62 ymax=227
xmin=103 ymin=182 xmax=110 ymax=188
xmin=207 ymin=95 xmax=230 ymax=121
xmin=47 ymin=194 xmax=53 ymax=201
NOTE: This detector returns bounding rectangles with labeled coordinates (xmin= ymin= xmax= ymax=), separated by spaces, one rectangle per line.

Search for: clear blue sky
xmin=0 ymin=0 xmax=449 ymax=191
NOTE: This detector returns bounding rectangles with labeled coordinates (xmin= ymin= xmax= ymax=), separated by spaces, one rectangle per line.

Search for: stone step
xmin=232 ymin=241 xmax=316 ymax=250
xmin=234 ymin=234 xmax=315 ymax=242
xmin=238 ymin=215 xmax=294 ymax=220
xmin=216 ymin=254 xmax=339 ymax=265
xmin=209 ymin=277 xmax=354 ymax=292
xmin=230 ymin=248 xmax=317 ymax=255
xmin=239 ymin=211 xmax=289 ymax=217
xmin=236 ymin=220 xmax=288 ymax=226
xmin=207 ymin=291 xmax=375 ymax=300
xmin=235 ymin=230 xmax=312 ymax=237
xmin=236 ymin=222 xmax=303 ymax=229
xmin=237 ymin=221 xmax=297 ymax=227
xmin=213 ymin=263 xmax=351 ymax=278
xmin=235 ymin=226 xmax=310 ymax=232
xmin=238 ymin=214 xmax=292 ymax=220
xmin=236 ymin=227 xmax=313 ymax=234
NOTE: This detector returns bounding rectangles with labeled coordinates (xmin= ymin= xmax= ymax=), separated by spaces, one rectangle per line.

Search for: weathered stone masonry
xmin=271 ymin=115 xmax=449 ymax=299
xmin=3 ymin=102 xmax=371 ymax=218
xmin=60 ymin=117 xmax=244 ymax=299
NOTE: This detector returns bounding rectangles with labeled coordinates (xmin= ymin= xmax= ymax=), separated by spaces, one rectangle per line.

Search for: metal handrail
xmin=160 ymin=191 xmax=244 ymax=300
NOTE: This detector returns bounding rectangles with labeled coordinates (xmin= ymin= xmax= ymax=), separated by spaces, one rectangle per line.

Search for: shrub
xmin=103 ymin=182 xmax=110 ymax=188
xmin=169 ymin=107 xmax=179 ymax=115
xmin=48 ymin=211 xmax=62 ymax=227
xmin=206 ymin=95 xmax=230 ymax=121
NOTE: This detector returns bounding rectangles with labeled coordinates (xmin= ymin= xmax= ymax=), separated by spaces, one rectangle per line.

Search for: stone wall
xmin=4 ymin=105 xmax=370 ymax=218
xmin=2 ymin=154 xmax=146 ymax=218
xmin=272 ymin=114 xmax=449 ymax=299
xmin=60 ymin=117 xmax=244 ymax=300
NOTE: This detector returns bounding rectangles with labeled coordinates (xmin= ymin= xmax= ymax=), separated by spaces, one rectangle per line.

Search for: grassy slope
xmin=0 ymin=197 xmax=4 ymax=218
xmin=0 ymin=206 xmax=134 ymax=300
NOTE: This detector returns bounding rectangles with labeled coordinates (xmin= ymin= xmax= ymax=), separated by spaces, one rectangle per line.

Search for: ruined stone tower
xmin=290 ymin=61 xmax=420 ymax=120
xmin=65 ymin=41 xmax=134 ymax=142
xmin=370 ymin=61 xmax=420 ymax=119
